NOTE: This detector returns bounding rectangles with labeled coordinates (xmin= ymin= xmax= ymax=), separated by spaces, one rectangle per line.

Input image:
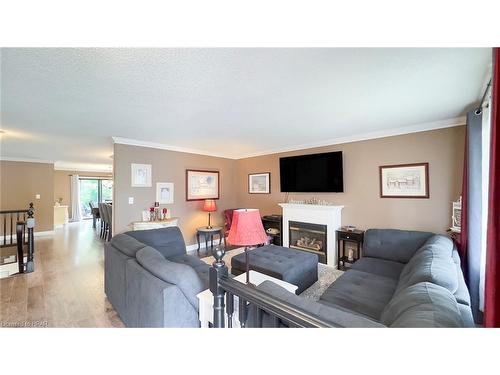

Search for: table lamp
xmin=202 ymin=199 xmax=217 ymax=229
xmin=227 ymin=209 xmax=268 ymax=284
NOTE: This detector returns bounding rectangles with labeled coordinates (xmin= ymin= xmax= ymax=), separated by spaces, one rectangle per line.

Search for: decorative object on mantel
xmin=227 ymin=209 xmax=268 ymax=284
xmin=286 ymin=198 xmax=337 ymax=206
xmin=248 ymin=172 xmax=271 ymax=194
xmin=186 ymin=169 xmax=220 ymax=201
xmin=451 ymin=196 xmax=462 ymax=232
xmin=202 ymin=199 xmax=217 ymax=229
xmin=156 ymin=182 xmax=174 ymax=204
xmin=379 ymin=162 xmax=429 ymax=198
xmin=131 ymin=163 xmax=152 ymax=187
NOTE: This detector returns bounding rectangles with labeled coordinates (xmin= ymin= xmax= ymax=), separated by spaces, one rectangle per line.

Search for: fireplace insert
xmin=289 ymin=221 xmax=327 ymax=264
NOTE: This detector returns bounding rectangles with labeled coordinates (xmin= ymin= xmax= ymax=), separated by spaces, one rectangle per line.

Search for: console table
xmin=131 ymin=218 xmax=179 ymax=231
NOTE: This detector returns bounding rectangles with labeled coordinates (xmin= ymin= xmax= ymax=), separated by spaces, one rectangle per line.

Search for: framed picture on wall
xmin=156 ymin=182 xmax=174 ymax=204
xmin=248 ymin=172 xmax=271 ymax=194
xmin=131 ymin=163 xmax=152 ymax=187
xmin=379 ymin=162 xmax=429 ymax=198
xmin=186 ymin=169 xmax=220 ymax=201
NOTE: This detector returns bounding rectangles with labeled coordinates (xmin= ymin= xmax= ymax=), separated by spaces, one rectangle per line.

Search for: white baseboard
xmin=2 ymin=230 xmax=54 ymax=245
xmin=185 ymin=240 xmax=225 ymax=253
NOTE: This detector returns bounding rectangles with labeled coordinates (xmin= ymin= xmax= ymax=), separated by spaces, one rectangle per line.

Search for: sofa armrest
xmin=136 ymin=246 xmax=205 ymax=309
xmin=252 ymin=281 xmax=385 ymax=328
xmin=125 ymin=259 xmax=200 ymax=327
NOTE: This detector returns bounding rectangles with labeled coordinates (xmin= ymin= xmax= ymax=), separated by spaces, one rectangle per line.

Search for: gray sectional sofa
xmin=104 ymin=227 xmax=210 ymax=327
xmin=252 ymin=229 xmax=474 ymax=327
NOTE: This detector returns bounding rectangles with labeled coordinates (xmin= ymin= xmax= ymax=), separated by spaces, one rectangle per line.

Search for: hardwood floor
xmin=0 ymin=221 xmax=124 ymax=327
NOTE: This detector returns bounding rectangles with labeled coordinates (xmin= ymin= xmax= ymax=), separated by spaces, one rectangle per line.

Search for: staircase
xmin=0 ymin=203 xmax=35 ymax=278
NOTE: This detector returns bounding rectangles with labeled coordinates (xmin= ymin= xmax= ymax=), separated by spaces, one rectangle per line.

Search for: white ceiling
xmin=0 ymin=48 xmax=491 ymax=170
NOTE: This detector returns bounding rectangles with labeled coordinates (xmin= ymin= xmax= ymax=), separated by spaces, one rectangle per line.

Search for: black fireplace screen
xmin=289 ymin=221 xmax=327 ymax=264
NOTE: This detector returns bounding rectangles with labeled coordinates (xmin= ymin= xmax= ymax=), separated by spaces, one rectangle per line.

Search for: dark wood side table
xmin=196 ymin=226 xmax=224 ymax=253
xmin=336 ymin=229 xmax=364 ymax=271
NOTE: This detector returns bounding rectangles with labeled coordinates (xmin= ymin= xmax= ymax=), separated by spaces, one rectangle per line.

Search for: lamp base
xmin=206 ymin=212 xmax=212 ymax=230
xmin=245 ymin=246 xmax=252 ymax=285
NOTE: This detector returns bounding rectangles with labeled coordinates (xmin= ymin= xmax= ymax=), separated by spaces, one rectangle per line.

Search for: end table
xmin=196 ymin=226 xmax=224 ymax=253
xmin=336 ymin=229 xmax=364 ymax=271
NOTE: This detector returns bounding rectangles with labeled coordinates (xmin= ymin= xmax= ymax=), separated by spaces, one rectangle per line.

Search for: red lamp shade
xmin=227 ymin=209 xmax=268 ymax=246
xmin=202 ymin=199 xmax=217 ymax=212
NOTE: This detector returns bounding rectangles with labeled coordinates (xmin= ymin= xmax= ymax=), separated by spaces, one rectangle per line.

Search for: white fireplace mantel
xmin=279 ymin=203 xmax=344 ymax=267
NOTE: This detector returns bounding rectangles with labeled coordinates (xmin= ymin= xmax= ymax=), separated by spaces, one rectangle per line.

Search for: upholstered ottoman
xmin=230 ymin=244 xmax=318 ymax=294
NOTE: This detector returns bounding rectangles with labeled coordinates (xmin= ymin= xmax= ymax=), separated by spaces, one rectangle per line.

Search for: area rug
xmin=201 ymin=248 xmax=343 ymax=301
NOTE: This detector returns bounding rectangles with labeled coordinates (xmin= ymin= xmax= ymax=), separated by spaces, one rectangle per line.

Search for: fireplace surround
xmin=279 ymin=203 xmax=344 ymax=267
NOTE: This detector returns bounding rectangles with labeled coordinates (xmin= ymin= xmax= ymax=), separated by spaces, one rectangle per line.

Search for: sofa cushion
xmin=380 ymin=282 xmax=465 ymax=327
xmin=110 ymin=233 xmax=147 ymax=257
xmin=169 ymin=253 xmax=210 ymax=286
xmin=363 ymin=229 xmax=434 ymax=263
xmin=126 ymin=227 xmax=186 ymax=259
xmin=246 ymin=281 xmax=385 ymax=328
xmin=319 ymin=270 xmax=398 ymax=321
xmin=396 ymin=235 xmax=458 ymax=295
xmin=136 ymin=246 xmax=206 ymax=309
xmin=350 ymin=257 xmax=405 ymax=280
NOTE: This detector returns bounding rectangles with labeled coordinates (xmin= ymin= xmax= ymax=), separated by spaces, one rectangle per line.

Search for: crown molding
xmin=112 ymin=137 xmax=233 ymax=159
xmin=0 ymin=157 xmax=113 ymax=173
xmin=54 ymin=161 xmax=113 ymax=173
xmin=113 ymin=117 xmax=465 ymax=160
xmin=0 ymin=156 xmax=55 ymax=164
xmin=231 ymin=117 xmax=467 ymax=159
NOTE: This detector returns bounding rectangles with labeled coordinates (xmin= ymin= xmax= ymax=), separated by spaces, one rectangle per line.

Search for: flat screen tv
xmin=279 ymin=151 xmax=344 ymax=193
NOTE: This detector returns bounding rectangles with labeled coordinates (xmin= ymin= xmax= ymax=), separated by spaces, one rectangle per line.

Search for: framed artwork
xmin=186 ymin=169 xmax=220 ymax=201
xmin=248 ymin=172 xmax=271 ymax=194
xmin=131 ymin=163 xmax=152 ymax=187
xmin=379 ymin=162 xmax=429 ymax=198
xmin=451 ymin=196 xmax=462 ymax=231
xmin=156 ymin=182 xmax=174 ymax=204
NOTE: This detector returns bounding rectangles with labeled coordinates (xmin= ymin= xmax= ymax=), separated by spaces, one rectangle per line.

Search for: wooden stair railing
xmin=209 ymin=245 xmax=334 ymax=328
xmin=1 ymin=203 xmax=35 ymax=274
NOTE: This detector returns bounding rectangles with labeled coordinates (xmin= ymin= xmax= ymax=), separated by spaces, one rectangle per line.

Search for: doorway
xmin=79 ymin=178 xmax=113 ymax=218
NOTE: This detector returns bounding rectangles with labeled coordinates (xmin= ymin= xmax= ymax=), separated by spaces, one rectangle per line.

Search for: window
xmin=79 ymin=178 xmax=113 ymax=218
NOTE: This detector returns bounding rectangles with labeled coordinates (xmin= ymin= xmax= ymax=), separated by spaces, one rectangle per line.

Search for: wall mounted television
xmin=279 ymin=151 xmax=344 ymax=193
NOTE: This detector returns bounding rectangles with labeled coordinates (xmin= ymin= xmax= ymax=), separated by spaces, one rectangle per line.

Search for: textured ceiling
xmin=0 ymin=48 xmax=491 ymax=170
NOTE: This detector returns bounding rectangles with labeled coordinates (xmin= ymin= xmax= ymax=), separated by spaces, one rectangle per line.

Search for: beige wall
xmin=0 ymin=161 xmax=55 ymax=232
xmin=235 ymin=126 xmax=465 ymax=234
xmin=54 ymin=170 xmax=113 ymax=217
xmin=113 ymin=144 xmax=238 ymax=246
xmin=113 ymin=127 xmax=464 ymax=246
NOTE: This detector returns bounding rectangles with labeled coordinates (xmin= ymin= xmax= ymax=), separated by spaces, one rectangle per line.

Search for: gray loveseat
xmin=252 ymin=229 xmax=474 ymax=328
xmin=104 ymin=227 xmax=210 ymax=327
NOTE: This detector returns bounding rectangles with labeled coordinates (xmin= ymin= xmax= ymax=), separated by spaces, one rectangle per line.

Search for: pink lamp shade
xmin=227 ymin=209 xmax=268 ymax=246
xmin=202 ymin=199 xmax=217 ymax=212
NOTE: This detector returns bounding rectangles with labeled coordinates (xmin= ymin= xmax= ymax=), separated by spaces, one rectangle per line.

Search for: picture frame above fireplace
xmin=379 ymin=162 xmax=429 ymax=198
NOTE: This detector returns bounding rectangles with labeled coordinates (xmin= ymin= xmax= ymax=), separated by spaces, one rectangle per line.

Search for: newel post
xmin=26 ymin=203 xmax=35 ymax=272
xmin=209 ymin=245 xmax=228 ymax=328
